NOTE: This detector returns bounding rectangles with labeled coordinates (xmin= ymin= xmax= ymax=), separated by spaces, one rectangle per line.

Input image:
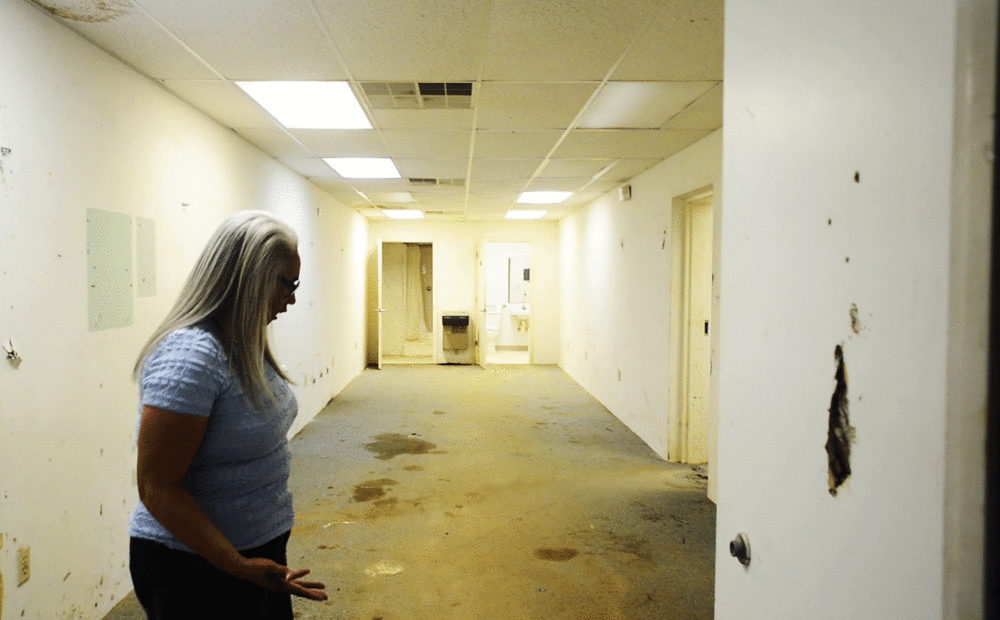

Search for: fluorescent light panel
xmin=235 ymin=81 xmax=371 ymax=129
xmin=517 ymin=191 xmax=571 ymax=204
xmin=382 ymin=209 xmax=424 ymax=219
xmin=324 ymin=158 xmax=401 ymax=179
xmin=506 ymin=210 xmax=548 ymax=220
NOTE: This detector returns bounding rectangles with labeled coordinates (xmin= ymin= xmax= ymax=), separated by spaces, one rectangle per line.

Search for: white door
xmin=684 ymin=195 xmax=712 ymax=463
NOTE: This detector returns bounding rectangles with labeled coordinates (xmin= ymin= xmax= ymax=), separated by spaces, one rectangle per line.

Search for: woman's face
xmin=268 ymin=250 xmax=301 ymax=323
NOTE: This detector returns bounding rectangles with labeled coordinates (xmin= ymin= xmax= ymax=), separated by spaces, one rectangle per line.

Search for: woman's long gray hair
xmin=134 ymin=210 xmax=298 ymax=406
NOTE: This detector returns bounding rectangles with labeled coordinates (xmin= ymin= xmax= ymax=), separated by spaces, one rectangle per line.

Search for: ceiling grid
xmin=37 ymin=0 xmax=723 ymax=219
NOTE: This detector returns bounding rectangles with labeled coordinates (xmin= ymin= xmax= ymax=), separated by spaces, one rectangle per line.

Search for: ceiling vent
xmin=361 ymin=82 xmax=473 ymax=110
xmin=408 ymin=178 xmax=466 ymax=187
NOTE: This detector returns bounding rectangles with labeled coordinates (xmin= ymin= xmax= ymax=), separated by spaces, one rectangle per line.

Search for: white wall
xmin=367 ymin=220 xmax=560 ymax=365
xmin=0 ymin=1 xmax=367 ymax=617
xmin=714 ymin=0 xmax=991 ymax=619
xmin=558 ymin=131 xmax=721 ymax=460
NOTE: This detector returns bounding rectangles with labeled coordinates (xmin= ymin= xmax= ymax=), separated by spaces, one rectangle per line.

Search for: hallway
xmin=107 ymin=365 xmax=715 ymax=619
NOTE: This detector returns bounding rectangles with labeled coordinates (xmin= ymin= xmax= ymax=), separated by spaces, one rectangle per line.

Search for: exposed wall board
xmin=135 ymin=216 xmax=156 ymax=297
xmin=86 ymin=208 xmax=133 ymax=331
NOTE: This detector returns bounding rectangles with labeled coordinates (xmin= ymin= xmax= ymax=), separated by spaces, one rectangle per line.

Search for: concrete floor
xmin=105 ymin=364 xmax=715 ymax=619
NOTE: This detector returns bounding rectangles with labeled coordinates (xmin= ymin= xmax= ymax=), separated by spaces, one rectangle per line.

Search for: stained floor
xmin=105 ymin=365 xmax=715 ymax=620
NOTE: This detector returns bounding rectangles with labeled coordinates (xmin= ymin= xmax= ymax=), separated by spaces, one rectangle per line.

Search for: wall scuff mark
xmin=826 ymin=345 xmax=855 ymax=495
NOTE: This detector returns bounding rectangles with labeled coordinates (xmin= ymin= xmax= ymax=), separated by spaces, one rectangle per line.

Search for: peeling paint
xmin=826 ymin=345 xmax=855 ymax=496
xmin=30 ymin=0 xmax=132 ymax=22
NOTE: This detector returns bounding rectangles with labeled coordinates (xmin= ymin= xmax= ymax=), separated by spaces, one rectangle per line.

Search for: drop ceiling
xmin=33 ymin=0 xmax=723 ymax=220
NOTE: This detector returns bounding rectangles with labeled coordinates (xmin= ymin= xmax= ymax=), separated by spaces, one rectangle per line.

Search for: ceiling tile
xmin=409 ymin=187 xmax=469 ymax=205
xmin=524 ymin=178 xmax=593 ymax=192
xmin=481 ymin=0 xmax=666 ymax=81
xmin=612 ymin=0 xmax=724 ymax=81
xmin=348 ymin=178 xmax=413 ymax=193
xmin=662 ymin=83 xmax=723 ymax=130
xmin=466 ymin=191 xmax=523 ymax=207
xmin=469 ymin=179 xmax=529 ymax=193
xmin=470 ymin=159 xmax=543 ymax=179
xmin=290 ymin=129 xmax=388 ymax=157
xmin=371 ymin=109 xmax=475 ymax=130
xmin=382 ymin=130 xmax=473 ymax=159
xmin=598 ymin=158 xmax=666 ymax=182
xmin=233 ymin=127 xmax=315 ymax=159
xmin=364 ymin=191 xmax=417 ymax=205
xmin=554 ymin=128 xmax=712 ymax=159
xmin=473 ymin=131 xmax=564 ymax=159
xmin=394 ymin=159 xmax=468 ymax=179
xmin=540 ymin=159 xmax=616 ymax=178
xmin=476 ymin=83 xmax=598 ymax=130
xmin=278 ymin=157 xmax=337 ymax=178
xmin=312 ymin=0 xmax=491 ymax=80
xmin=136 ymin=0 xmax=347 ymax=80
xmin=579 ymin=81 xmax=716 ymax=128
xmin=161 ymin=80 xmax=278 ymax=129
xmin=48 ymin=8 xmax=216 ymax=80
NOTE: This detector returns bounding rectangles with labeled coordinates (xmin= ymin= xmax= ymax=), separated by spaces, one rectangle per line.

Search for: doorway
xmin=380 ymin=242 xmax=434 ymax=365
xmin=669 ymin=188 xmax=714 ymax=463
xmin=481 ymin=241 xmax=531 ymax=365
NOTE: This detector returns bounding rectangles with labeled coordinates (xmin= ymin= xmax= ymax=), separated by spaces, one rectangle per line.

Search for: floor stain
xmin=353 ymin=479 xmax=398 ymax=502
xmin=432 ymin=410 xmax=447 ymax=415
xmin=535 ymin=548 xmax=579 ymax=562
xmin=402 ymin=465 xmax=424 ymax=472
xmin=364 ymin=433 xmax=437 ymax=460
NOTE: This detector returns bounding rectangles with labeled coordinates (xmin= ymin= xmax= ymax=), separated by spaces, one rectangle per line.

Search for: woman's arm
xmin=136 ymin=404 xmax=327 ymax=600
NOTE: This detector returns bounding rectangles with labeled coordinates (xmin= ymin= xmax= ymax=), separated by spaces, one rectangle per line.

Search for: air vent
xmin=407 ymin=178 xmax=466 ymax=187
xmin=361 ymin=82 xmax=473 ymax=110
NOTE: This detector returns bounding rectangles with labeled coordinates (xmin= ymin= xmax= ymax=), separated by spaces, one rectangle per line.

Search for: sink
xmin=511 ymin=305 xmax=530 ymax=318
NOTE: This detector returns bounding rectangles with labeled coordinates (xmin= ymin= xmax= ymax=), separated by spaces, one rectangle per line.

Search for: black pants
xmin=129 ymin=532 xmax=293 ymax=620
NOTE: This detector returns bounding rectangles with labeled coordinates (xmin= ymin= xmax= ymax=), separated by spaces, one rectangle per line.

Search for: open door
xmin=376 ymin=239 xmax=384 ymax=370
xmin=475 ymin=239 xmax=487 ymax=368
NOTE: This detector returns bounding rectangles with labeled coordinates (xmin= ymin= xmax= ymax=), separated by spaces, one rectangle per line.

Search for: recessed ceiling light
xmin=505 ymin=210 xmax=548 ymax=220
xmin=382 ymin=209 xmax=425 ymax=219
xmin=235 ymin=81 xmax=371 ymax=129
xmin=517 ymin=191 xmax=571 ymax=204
xmin=324 ymin=158 xmax=401 ymax=179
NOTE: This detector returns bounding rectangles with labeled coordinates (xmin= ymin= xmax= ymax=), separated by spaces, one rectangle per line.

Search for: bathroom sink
xmin=511 ymin=305 xmax=530 ymax=318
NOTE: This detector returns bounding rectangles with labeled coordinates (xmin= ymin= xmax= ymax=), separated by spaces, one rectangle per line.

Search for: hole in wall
xmin=826 ymin=345 xmax=855 ymax=496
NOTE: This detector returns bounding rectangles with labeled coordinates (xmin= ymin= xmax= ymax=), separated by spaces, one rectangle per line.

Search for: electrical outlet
xmin=16 ymin=546 xmax=29 ymax=586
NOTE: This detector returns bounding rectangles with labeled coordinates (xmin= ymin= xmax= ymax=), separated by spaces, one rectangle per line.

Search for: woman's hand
xmin=236 ymin=557 xmax=328 ymax=601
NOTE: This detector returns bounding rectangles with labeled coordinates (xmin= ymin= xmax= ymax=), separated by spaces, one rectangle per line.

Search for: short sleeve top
xmin=128 ymin=325 xmax=296 ymax=552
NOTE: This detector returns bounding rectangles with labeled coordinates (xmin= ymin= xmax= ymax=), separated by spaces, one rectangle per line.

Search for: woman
xmin=128 ymin=211 xmax=327 ymax=618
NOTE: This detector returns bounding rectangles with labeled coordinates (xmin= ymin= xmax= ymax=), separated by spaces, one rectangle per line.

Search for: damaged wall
xmin=558 ymin=131 xmax=721 ymax=461
xmin=714 ymin=0 xmax=990 ymax=618
xmin=0 ymin=1 xmax=368 ymax=617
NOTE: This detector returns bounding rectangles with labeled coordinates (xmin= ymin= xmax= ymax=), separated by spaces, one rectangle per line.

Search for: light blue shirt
xmin=128 ymin=325 xmax=296 ymax=552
